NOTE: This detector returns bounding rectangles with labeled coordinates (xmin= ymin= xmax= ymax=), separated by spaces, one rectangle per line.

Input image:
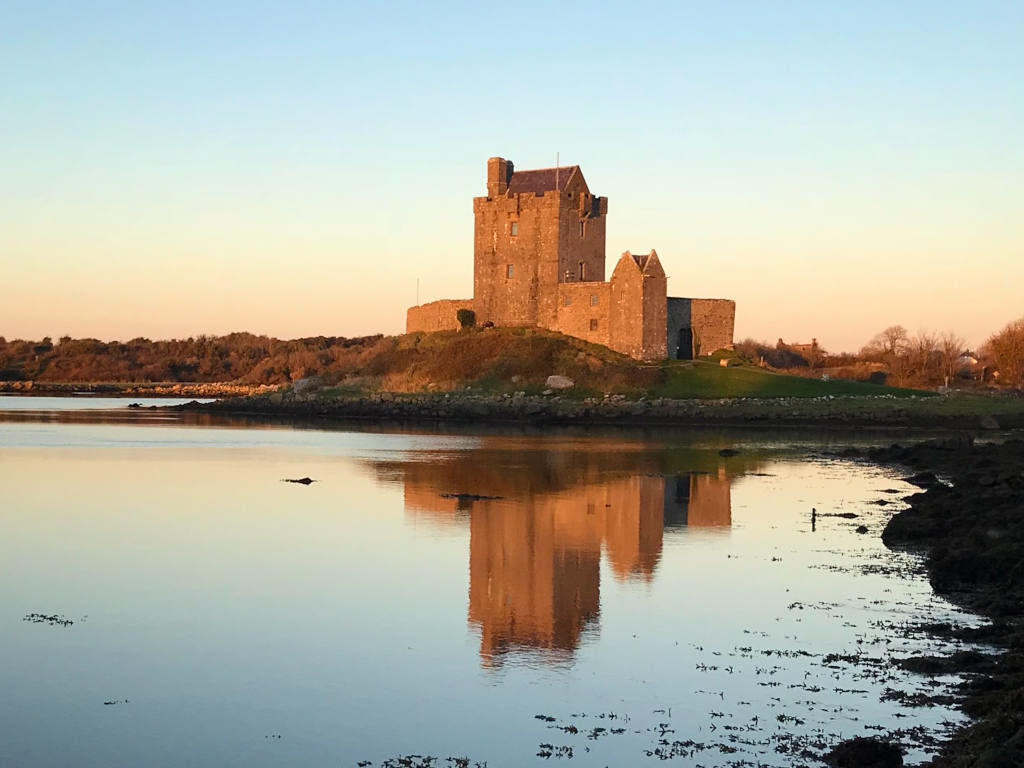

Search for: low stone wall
xmin=406 ymin=299 xmax=475 ymax=333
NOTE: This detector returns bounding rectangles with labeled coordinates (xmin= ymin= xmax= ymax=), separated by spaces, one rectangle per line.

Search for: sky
xmin=1 ymin=0 xmax=1021 ymax=353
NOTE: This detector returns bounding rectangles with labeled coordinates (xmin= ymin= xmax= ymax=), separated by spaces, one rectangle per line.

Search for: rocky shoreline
xmin=0 ymin=380 xmax=276 ymax=398
xmin=181 ymin=388 xmax=1024 ymax=430
xmin=827 ymin=435 xmax=1024 ymax=766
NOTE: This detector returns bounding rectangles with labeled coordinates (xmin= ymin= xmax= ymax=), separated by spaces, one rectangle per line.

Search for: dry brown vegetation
xmin=0 ymin=328 xmax=659 ymax=393
xmin=736 ymin=323 xmax=1011 ymax=390
xmin=986 ymin=317 xmax=1024 ymax=389
xmin=5 ymin=316 xmax=1023 ymax=395
xmin=0 ymin=332 xmax=383 ymax=385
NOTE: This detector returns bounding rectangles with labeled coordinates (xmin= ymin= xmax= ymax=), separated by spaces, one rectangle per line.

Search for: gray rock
xmin=291 ymin=377 xmax=319 ymax=395
xmin=546 ymin=375 xmax=575 ymax=390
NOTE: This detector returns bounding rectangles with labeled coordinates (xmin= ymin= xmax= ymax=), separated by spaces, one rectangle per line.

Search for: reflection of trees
xmin=364 ymin=437 xmax=762 ymax=666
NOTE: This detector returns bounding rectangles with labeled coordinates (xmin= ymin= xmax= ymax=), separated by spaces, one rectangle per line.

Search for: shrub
xmin=456 ymin=309 xmax=476 ymax=329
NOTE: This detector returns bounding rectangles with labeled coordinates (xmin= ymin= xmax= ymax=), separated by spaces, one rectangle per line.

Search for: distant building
xmin=406 ymin=157 xmax=735 ymax=361
xmin=779 ymin=338 xmax=821 ymax=359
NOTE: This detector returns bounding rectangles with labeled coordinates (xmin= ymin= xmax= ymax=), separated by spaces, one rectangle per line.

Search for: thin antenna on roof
xmin=555 ymin=152 xmax=559 ymax=189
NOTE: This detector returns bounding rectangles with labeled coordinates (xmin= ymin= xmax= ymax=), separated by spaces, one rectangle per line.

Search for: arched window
xmin=578 ymin=261 xmax=586 ymax=281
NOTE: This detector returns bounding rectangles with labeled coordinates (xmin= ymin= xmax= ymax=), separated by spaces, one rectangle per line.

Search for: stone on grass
xmin=545 ymin=375 xmax=575 ymax=390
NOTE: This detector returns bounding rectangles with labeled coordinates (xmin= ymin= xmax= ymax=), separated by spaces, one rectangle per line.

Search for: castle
xmin=406 ymin=157 xmax=735 ymax=361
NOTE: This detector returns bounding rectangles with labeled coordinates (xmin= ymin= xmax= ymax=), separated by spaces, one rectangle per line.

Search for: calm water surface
xmin=0 ymin=399 xmax=978 ymax=767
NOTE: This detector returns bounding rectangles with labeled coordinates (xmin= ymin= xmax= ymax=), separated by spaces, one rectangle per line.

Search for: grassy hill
xmin=656 ymin=360 xmax=925 ymax=399
xmin=1 ymin=327 xmax=931 ymax=399
xmin=318 ymin=327 xmax=926 ymax=399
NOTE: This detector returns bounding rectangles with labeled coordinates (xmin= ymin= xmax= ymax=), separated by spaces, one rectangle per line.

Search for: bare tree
xmin=860 ymin=325 xmax=910 ymax=382
xmin=866 ymin=325 xmax=909 ymax=358
xmin=807 ymin=338 xmax=825 ymax=371
xmin=906 ymin=330 xmax=939 ymax=384
xmin=985 ymin=316 xmax=1024 ymax=389
xmin=938 ymin=331 xmax=966 ymax=385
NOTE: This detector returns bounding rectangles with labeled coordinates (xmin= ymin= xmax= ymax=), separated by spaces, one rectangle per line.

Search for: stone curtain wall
xmin=690 ymin=299 xmax=735 ymax=355
xmin=666 ymin=297 xmax=736 ymax=358
xmin=666 ymin=298 xmax=693 ymax=359
xmin=554 ymin=282 xmax=612 ymax=347
xmin=406 ymin=299 xmax=475 ymax=333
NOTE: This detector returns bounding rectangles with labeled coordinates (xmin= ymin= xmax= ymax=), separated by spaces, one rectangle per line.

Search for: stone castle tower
xmin=407 ymin=157 xmax=735 ymax=361
xmin=473 ymin=157 xmax=608 ymax=329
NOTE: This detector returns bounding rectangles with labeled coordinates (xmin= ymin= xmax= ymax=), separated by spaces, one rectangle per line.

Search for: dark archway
xmin=676 ymin=328 xmax=694 ymax=360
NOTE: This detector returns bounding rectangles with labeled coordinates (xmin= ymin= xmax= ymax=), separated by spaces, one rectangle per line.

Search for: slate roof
xmin=625 ymin=251 xmax=663 ymax=275
xmin=507 ymin=165 xmax=580 ymax=195
xmin=632 ymin=253 xmax=653 ymax=271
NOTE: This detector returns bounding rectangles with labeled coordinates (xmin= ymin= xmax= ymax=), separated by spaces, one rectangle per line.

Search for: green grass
xmin=653 ymin=360 xmax=930 ymax=399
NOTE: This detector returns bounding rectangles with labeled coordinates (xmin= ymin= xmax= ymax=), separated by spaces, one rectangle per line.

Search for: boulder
xmin=545 ymin=375 xmax=575 ymax=390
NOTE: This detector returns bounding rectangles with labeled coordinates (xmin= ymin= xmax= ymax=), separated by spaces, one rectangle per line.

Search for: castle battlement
xmin=407 ymin=157 xmax=734 ymax=361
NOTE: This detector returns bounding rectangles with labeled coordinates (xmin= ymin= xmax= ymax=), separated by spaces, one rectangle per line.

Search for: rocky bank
xmin=832 ymin=436 xmax=1024 ymax=767
xmin=181 ymin=388 xmax=1023 ymax=430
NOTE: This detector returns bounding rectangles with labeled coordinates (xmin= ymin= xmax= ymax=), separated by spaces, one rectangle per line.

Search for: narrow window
xmin=590 ymin=294 xmax=599 ymax=306
xmin=578 ymin=261 xmax=586 ymax=281
xmin=579 ymin=220 xmax=585 ymax=238
xmin=589 ymin=319 xmax=599 ymax=331
xmin=510 ymin=221 xmax=518 ymax=236
xmin=563 ymin=295 xmax=572 ymax=307
xmin=506 ymin=264 xmax=514 ymax=278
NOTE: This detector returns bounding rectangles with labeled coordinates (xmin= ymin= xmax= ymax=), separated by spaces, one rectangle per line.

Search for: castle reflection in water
xmin=367 ymin=436 xmax=761 ymax=666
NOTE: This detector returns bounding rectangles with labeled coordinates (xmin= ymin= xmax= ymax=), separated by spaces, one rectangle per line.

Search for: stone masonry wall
xmin=666 ymin=297 xmax=735 ymax=358
xmin=608 ymin=253 xmax=667 ymax=361
xmin=553 ymin=282 xmax=611 ymax=347
xmin=690 ymin=299 xmax=735 ymax=355
xmin=666 ymin=298 xmax=692 ymax=359
xmin=642 ymin=276 xmax=668 ymax=360
xmin=473 ymin=171 xmax=607 ymax=331
xmin=609 ymin=259 xmax=644 ymax=359
xmin=473 ymin=193 xmax=559 ymax=327
xmin=406 ymin=299 xmax=475 ymax=333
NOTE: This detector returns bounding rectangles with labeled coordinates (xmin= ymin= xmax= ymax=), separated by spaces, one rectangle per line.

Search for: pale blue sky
xmin=2 ymin=0 xmax=1021 ymax=351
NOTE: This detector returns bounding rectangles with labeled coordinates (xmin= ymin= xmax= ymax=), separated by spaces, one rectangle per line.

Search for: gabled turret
xmin=609 ymin=251 xmax=667 ymax=361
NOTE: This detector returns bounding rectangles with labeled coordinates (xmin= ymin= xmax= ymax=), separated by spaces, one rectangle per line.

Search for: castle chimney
xmin=487 ymin=157 xmax=513 ymax=197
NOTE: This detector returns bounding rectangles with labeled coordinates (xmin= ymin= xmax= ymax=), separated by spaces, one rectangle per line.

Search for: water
xmin=0 ymin=395 xmax=216 ymax=410
xmin=0 ymin=400 xmax=979 ymax=767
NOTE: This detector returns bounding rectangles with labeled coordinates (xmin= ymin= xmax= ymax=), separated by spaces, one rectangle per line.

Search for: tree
xmin=807 ymin=338 xmax=825 ymax=370
xmin=905 ymin=330 xmax=939 ymax=384
xmin=861 ymin=325 xmax=910 ymax=383
xmin=938 ymin=331 xmax=966 ymax=384
xmin=456 ymin=308 xmax=476 ymax=330
xmin=985 ymin=316 xmax=1024 ymax=389
xmin=867 ymin=325 xmax=909 ymax=358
